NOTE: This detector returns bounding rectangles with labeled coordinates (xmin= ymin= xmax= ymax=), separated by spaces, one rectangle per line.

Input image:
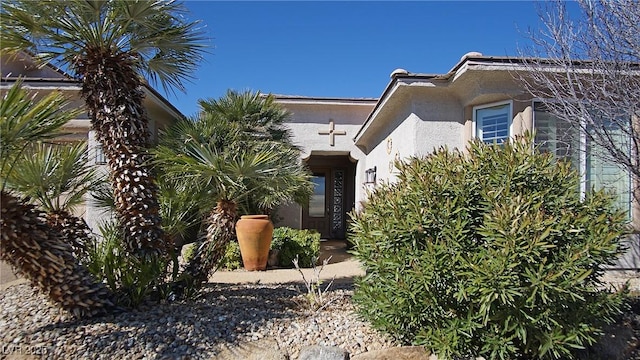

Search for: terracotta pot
xmin=235 ymin=215 xmax=274 ymax=271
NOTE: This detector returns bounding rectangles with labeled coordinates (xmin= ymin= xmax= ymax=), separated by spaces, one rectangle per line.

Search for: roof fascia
xmin=273 ymin=96 xmax=378 ymax=107
xmin=353 ymin=74 xmax=441 ymax=145
xmin=142 ymin=84 xmax=185 ymax=119
xmin=1 ymin=77 xmax=185 ymax=120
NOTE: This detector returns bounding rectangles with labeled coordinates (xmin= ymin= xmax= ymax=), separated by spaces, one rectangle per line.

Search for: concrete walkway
xmin=1 ymin=260 xmax=18 ymax=284
xmin=0 ymin=240 xmax=363 ymax=291
xmin=210 ymin=239 xmax=363 ymax=284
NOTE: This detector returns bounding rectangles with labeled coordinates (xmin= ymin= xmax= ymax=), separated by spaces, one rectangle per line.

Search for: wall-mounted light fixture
xmin=365 ymin=166 xmax=377 ymax=184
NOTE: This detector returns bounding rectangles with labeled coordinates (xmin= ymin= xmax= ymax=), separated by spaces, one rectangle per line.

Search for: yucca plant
xmin=1 ymin=0 xmax=206 ymax=258
xmin=0 ymin=81 xmax=115 ymax=318
xmin=86 ymin=220 xmax=169 ymax=307
xmin=198 ymin=90 xmax=294 ymax=144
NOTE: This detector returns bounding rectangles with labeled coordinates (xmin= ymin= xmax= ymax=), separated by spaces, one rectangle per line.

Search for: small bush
xmin=219 ymin=240 xmax=243 ymax=270
xmin=293 ymin=255 xmax=337 ymax=312
xmin=86 ymin=221 xmax=169 ymax=307
xmin=272 ymin=227 xmax=320 ymax=268
xmin=349 ymin=136 xmax=629 ymax=360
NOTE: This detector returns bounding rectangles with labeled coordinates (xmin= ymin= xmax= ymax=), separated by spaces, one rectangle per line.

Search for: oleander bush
xmin=272 ymin=227 xmax=321 ymax=268
xmin=349 ymin=136 xmax=630 ymax=360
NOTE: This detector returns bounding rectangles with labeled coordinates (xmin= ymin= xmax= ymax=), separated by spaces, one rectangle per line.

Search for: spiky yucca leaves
xmin=0 ymin=83 xmax=73 ymax=179
xmin=1 ymin=0 xmax=207 ymax=258
xmin=1 ymin=192 xmax=115 ymax=317
xmin=198 ymin=90 xmax=294 ymax=143
xmin=5 ymin=142 xmax=98 ymax=212
xmin=1 ymin=82 xmax=114 ymax=318
xmin=155 ymin=118 xmax=313 ymax=287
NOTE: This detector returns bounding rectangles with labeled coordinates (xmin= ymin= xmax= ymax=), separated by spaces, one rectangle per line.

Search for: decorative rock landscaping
xmin=0 ymin=282 xmax=397 ymax=359
xmin=2 ymin=279 xmax=640 ymax=359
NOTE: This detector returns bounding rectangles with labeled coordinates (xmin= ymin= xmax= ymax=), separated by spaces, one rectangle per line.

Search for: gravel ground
xmin=0 ymin=282 xmax=395 ymax=359
xmin=3 ymin=278 xmax=640 ymax=359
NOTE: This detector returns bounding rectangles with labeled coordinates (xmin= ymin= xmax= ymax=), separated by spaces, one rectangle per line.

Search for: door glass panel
xmin=309 ymin=175 xmax=325 ymax=217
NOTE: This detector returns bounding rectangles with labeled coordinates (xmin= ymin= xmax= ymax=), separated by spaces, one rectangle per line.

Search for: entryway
xmin=302 ymin=155 xmax=356 ymax=240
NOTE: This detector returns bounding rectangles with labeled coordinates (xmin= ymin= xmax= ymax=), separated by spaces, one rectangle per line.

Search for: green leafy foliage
xmin=86 ymin=221 xmax=169 ymax=308
xmin=152 ymin=89 xmax=312 ymax=290
xmin=272 ymin=227 xmax=320 ymax=268
xmin=349 ymin=136 xmax=630 ymax=360
xmin=5 ymin=142 xmax=99 ymax=213
xmin=217 ymin=227 xmax=320 ymax=270
xmin=219 ymin=240 xmax=243 ymax=271
xmin=0 ymin=80 xmax=80 ymax=190
xmin=1 ymin=0 xmax=207 ymax=93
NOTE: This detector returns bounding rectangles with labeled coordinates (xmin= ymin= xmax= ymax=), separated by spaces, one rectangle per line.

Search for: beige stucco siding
xmin=363 ymin=91 xmax=465 ymax=186
xmin=412 ymin=91 xmax=465 ymax=158
xmin=275 ymin=98 xmax=376 ymax=227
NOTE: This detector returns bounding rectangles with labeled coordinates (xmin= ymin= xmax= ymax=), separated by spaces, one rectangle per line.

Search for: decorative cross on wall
xmin=318 ymin=119 xmax=346 ymax=146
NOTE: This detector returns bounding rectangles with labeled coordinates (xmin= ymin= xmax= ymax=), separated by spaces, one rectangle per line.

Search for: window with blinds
xmin=533 ymin=102 xmax=631 ymax=216
xmin=474 ymin=102 xmax=512 ymax=144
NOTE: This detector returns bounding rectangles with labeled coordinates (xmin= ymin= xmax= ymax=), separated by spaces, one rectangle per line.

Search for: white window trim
xmin=532 ymin=100 xmax=587 ymax=194
xmin=472 ymin=100 xmax=514 ymax=143
xmin=532 ymin=100 xmax=632 ymax=215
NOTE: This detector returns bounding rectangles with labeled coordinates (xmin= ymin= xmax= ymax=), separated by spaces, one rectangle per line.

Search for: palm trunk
xmin=46 ymin=210 xmax=92 ymax=264
xmin=76 ymin=50 xmax=166 ymax=258
xmin=182 ymin=199 xmax=237 ymax=286
xmin=0 ymin=191 xmax=115 ymax=318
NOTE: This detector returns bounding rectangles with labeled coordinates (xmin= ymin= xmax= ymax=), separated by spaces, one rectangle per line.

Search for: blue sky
xmin=164 ymin=1 xmax=551 ymax=118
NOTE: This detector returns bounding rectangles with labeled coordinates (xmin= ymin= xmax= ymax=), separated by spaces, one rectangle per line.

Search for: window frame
xmin=94 ymin=144 xmax=106 ymax=165
xmin=532 ymin=100 xmax=632 ymax=216
xmin=472 ymin=100 xmax=514 ymax=144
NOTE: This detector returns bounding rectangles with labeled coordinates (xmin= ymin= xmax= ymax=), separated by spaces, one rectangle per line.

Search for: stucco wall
xmin=361 ymin=96 xmax=414 ymax=185
xmin=412 ymin=91 xmax=465 ymax=157
xmin=276 ymin=99 xmax=375 ymax=227
xmin=363 ymin=90 xmax=465 ymax=188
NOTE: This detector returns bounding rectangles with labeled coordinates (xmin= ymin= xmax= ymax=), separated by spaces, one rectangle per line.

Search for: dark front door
xmin=302 ymin=156 xmax=355 ymax=239
xmin=305 ymin=169 xmax=331 ymax=238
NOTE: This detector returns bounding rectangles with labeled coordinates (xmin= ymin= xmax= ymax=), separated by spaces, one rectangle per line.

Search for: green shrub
xmin=181 ymin=242 xmax=197 ymax=263
xmin=86 ymin=221 xmax=169 ymax=307
xmin=272 ymin=227 xmax=320 ymax=268
xmin=220 ymin=240 xmax=243 ymax=270
xmin=349 ymin=136 xmax=630 ymax=360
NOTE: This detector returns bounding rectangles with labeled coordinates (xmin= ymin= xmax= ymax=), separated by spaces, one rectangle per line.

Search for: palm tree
xmin=196 ymin=90 xmax=309 ymax=214
xmin=154 ymin=97 xmax=312 ymax=286
xmin=198 ymin=90 xmax=294 ymax=144
xmin=1 ymin=0 xmax=206 ymax=258
xmin=1 ymin=81 xmax=115 ymax=318
xmin=4 ymin=142 xmax=100 ymax=263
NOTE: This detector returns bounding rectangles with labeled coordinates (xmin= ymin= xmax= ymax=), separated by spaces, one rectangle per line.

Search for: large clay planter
xmin=235 ymin=215 xmax=274 ymax=271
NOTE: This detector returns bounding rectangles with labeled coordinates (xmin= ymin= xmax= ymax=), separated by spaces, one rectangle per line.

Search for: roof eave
xmin=1 ymin=76 xmax=185 ymax=120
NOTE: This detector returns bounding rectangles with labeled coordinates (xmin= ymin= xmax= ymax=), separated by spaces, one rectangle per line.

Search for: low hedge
xmin=271 ymin=227 xmax=320 ymax=268
xmin=218 ymin=226 xmax=321 ymax=269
